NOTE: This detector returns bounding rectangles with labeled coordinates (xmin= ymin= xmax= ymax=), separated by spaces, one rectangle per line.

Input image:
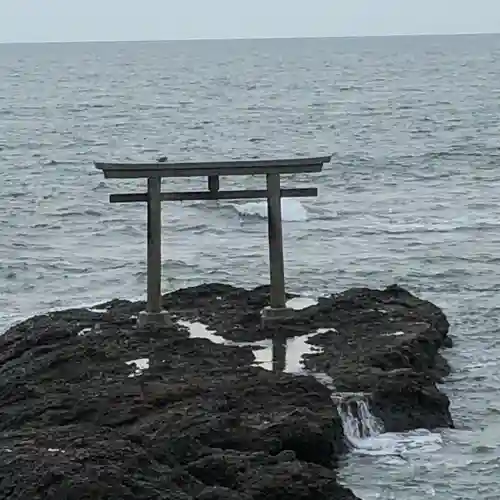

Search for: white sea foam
xmin=233 ymin=199 xmax=308 ymax=222
xmin=336 ymin=395 xmax=444 ymax=458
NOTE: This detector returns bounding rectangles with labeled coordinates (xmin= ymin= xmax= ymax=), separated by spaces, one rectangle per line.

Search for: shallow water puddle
xmin=177 ymin=320 xmax=228 ymax=344
xmin=252 ymin=331 xmax=329 ymax=372
xmin=126 ymin=358 xmax=149 ymax=377
xmin=285 ymin=297 xmax=317 ymax=310
xmin=78 ymin=327 xmax=92 ymax=336
xmin=177 ymin=319 xmax=335 ymax=374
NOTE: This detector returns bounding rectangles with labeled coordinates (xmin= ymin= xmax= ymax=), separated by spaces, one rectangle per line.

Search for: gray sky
xmin=1 ymin=0 xmax=499 ymax=43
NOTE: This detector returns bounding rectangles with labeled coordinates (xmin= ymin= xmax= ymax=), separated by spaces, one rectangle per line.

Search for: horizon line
xmin=1 ymin=31 xmax=499 ymax=45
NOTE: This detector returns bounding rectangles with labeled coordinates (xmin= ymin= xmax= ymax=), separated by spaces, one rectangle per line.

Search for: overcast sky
xmin=0 ymin=0 xmax=499 ymax=43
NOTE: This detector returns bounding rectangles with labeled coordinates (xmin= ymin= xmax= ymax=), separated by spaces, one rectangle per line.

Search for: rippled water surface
xmin=2 ymin=34 xmax=500 ymax=498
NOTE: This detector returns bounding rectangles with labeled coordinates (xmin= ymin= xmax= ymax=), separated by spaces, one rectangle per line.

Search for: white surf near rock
xmin=233 ymin=199 xmax=308 ymax=222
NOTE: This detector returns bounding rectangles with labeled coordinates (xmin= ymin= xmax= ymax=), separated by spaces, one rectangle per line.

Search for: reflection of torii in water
xmin=269 ymin=325 xmax=327 ymax=374
xmin=272 ymin=332 xmax=287 ymax=373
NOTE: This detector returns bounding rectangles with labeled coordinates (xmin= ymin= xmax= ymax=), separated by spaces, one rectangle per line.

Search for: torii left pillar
xmin=137 ymin=176 xmax=172 ymax=327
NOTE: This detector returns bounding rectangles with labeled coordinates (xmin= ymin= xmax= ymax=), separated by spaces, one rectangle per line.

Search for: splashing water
xmin=335 ymin=394 xmax=443 ymax=458
xmin=336 ymin=396 xmax=385 ymax=446
xmin=233 ymin=199 xmax=308 ymax=222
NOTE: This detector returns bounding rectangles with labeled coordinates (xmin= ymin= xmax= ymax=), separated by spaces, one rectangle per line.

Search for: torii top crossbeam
xmin=95 ymin=155 xmax=331 ymax=327
xmin=95 ymin=156 xmax=330 ymax=178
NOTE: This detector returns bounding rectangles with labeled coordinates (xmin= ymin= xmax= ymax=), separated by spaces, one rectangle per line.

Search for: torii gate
xmin=95 ymin=155 xmax=331 ymax=327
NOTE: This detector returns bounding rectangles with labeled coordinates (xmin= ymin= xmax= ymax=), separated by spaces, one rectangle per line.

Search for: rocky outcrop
xmin=299 ymin=284 xmax=454 ymax=432
xmin=0 ymin=283 xmax=453 ymax=499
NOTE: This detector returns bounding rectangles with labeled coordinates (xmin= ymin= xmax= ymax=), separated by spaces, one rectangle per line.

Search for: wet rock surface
xmin=0 ymin=283 xmax=453 ymax=499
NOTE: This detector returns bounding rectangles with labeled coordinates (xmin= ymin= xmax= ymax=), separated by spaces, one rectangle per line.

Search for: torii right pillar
xmin=261 ymin=172 xmax=296 ymax=325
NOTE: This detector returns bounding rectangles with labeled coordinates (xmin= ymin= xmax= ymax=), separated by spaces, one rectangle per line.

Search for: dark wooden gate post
xmin=266 ymin=173 xmax=286 ymax=309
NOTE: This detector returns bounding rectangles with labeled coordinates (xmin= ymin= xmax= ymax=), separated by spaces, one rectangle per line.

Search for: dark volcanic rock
xmin=300 ymin=284 xmax=454 ymax=431
xmin=0 ymin=282 xmax=453 ymax=499
xmin=162 ymin=282 xmax=453 ymax=432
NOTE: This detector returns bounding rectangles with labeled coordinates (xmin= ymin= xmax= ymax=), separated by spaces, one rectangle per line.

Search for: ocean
xmin=1 ymin=33 xmax=500 ymax=498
